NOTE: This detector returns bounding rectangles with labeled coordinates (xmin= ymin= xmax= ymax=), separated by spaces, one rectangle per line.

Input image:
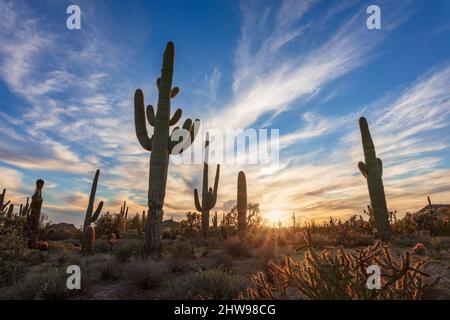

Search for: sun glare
xmin=266 ymin=211 xmax=282 ymax=224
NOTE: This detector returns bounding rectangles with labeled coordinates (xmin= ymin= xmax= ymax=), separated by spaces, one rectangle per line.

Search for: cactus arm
xmin=178 ymin=118 xmax=200 ymax=153
xmin=92 ymin=200 xmax=103 ymax=222
xmin=146 ymin=105 xmax=156 ymax=126
xmin=83 ymin=169 xmax=100 ymax=230
xmin=0 ymin=189 xmax=5 ymax=208
xmin=156 ymin=77 xmax=161 ymax=90
xmin=169 ymin=108 xmax=182 ymax=125
xmin=194 ymin=188 xmax=202 ymax=211
xmin=134 ymin=89 xmax=153 ymax=151
xmin=210 ymin=164 xmax=220 ymax=207
xmin=377 ymin=158 xmax=383 ymax=176
xmin=7 ymin=204 xmax=14 ymax=218
xmin=358 ymin=161 xmax=368 ymax=178
xmin=170 ymin=87 xmax=180 ymax=99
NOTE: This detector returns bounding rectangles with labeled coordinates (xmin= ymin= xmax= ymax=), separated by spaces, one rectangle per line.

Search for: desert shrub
xmin=225 ymin=237 xmax=252 ymax=258
xmin=323 ymin=215 xmax=373 ymax=247
xmin=161 ymin=229 xmax=172 ymax=239
xmin=98 ymin=259 xmax=122 ymax=281
xmin=168 ymin=239 xmax=193 ymax=272
xmin=126 ymin=260 xmax=165 ymax=289
xmin=165 ymin=268 xmax=246 ymax=299
xmin=94 ymin=239 xmax=111 ymax=253
xmin=0 ymin=228 xmax=32 ymax=285
xmin=214 ymin=254 xmax=233 ymax=272
xmin=0 ymin=267 xmax=74 ymax=300
xmin=114 ymin=239 xmax=143 ymax=262
xmin=246 ymin=235 xmax=438 ymax=300
xmin=430 ymin=237 xmax=442 ymax=252
xmin=413 ymin=243 xmax=426 ymax=255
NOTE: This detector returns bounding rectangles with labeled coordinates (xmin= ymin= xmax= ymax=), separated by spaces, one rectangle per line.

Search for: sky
xmin=1 ymin=0 xmax=450 ymax=227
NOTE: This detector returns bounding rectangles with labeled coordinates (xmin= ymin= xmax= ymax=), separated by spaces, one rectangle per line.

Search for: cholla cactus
xmin=81 ymin=170 xmax=103 ymax=254
xmin=134 ymin=41 xmax=200 ymax=257
xmin=358 ymin=117 xmax=390 ymax=241
xmin=237 ymin=171 xmax=247 ymax=239
xmin=247 ymin=235 xmax=437 ymax=300
xmin=194 ymin=134 xmax=220 ymax=239
xmin=26 ymin=179 xmax=44 ymax=249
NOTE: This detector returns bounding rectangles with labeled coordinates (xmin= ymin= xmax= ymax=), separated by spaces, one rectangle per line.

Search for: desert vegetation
xmin=1 ymin=41 xmax=450 ymax=300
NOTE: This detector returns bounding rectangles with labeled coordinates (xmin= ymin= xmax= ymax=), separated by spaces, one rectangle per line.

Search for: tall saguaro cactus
xmin=134 ymin=41 xmax=200 ymax=257
xmin=357 ymin=117 xmax=390 ymax=241
xmin=237 ymin=171 xmax=247 ymax=239
xmin=194 ymin=135 xmax=220 ymax=239
xmin=82 ymin=169 xmax=103 ymax=253
xmin=26 ymin=179 xmax=44 ymax=249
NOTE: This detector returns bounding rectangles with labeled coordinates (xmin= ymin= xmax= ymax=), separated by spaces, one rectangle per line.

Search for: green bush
xmin=0 ymin=229 xmax=32 ymax=286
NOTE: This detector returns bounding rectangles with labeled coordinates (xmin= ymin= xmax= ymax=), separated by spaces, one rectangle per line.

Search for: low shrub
xmin=126 ymin=260 xmax=165 ymax=290
xmin=224 ymin=237 xmax=252 ymax=258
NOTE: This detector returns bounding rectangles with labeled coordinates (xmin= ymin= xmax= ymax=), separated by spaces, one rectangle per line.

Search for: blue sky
xmin=1 ymin=0 xmax=450 ymax=227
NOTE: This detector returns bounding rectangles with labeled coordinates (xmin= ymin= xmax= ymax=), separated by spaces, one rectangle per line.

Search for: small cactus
xmin=134 ymin=42 xmax=200 ymax=257
xmin=119 ymin=201 xmax=129 ymax=233
xmin=212 ymin=211 xmax=218 ymax=229
xmin=237 ymin=171 xmax=247 ymax=239
xmin=357 ymin=117 xmax=390 ymax=241
xmin=26 ymin=179 xmax=44 ymax=249
xmin=194 ymin=134 xmax=220 ymax=239
xmin=81 ymin=170 xmax=103 ymax=254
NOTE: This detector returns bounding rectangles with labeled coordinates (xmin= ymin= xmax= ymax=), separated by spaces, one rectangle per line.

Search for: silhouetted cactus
xmin=358 ymin=117 xmax=390 ymax=241
xmin=119 ymin=201 xmax=128 ymax=233
xmin=81 ymin=170 xmax=103 ymax=254
xmin=194 ymin=134 xmax=220 ymax=239
xmin=237 ymin=171 xmax=247 ymax=239
xmin=26 ymin=179 xmax=44 ymax=249
xmin=134 ymin=41 xmax=200 ymax=257
xmin=212 ymin=211 xmax=218 ymax=229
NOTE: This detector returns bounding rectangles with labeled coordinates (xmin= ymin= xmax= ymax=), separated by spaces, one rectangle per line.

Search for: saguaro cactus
xmin=237 ymin=171 xmax=247 ymax=239
xmin=82 ymin=169 xmax=103 ymax=253
xmin=194 ymin=134 xmax=220 ymax=239
xmin=119 ymin=201 xmax=128 ymax=233
xmin=212 ymin=211 xmax=218 ymax=229
xmin=134 ymin=41 xmax=200 ymax=257
xmin=26 ymin=179 xmax=44 ymax=249
xmin=357 ymin=117 xmax=390 ymax=241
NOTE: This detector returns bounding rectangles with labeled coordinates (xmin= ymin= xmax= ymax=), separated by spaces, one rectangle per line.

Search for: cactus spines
xmin=358 ymin=117 xmax=390 ymax=241
xmin=134 ymin=41 xmax=200 ymax=257
xmin=237 ymin=171 xmax=247 ymax=239
xmin=26 ymin=179 xmax=44 ymax=249
xmin=82 ymin=169 xmax=103 ymax=254
xmin=194 ymin=134 xmax=220 ymax=239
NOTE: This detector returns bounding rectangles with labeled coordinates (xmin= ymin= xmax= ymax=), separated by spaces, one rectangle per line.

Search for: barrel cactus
xmin=237 ymin=171 xmax=247 ymax=239
xmin=134 ymin=41 xmax=200 ymax=257
xmin=357 ymin=117 xmax=390 ymax=241
xmin=81 ymin=169 xmax=103 ymax=253
xmin=194 ymin=134 xmax=220 ymax=239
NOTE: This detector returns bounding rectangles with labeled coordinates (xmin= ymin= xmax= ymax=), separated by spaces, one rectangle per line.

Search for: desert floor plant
xmin=134 ymin=41 xmax=200 ymax=257
xmin=246 ymin=231 xmax=437 ymax=300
